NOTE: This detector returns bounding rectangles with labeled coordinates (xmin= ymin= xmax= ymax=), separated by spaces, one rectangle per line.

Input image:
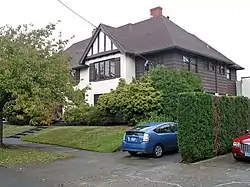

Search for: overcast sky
xmin=1 ymin=0 xmax=249 ymax=79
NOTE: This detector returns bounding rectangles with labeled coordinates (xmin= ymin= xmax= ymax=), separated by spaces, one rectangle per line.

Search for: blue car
xmin=122 ymin=122 xmax=178 ymax=158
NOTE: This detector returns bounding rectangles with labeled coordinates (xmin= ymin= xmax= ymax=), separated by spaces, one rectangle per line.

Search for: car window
xmin=155 ymin=124 xmax=171 ymax=133
xmin=132 ymin=126 xmax=150 ymax=131
xmin=174 ymin=123 xmax=178 ymax=131
xmin=170 ymin=124 xmax=177 ymax=132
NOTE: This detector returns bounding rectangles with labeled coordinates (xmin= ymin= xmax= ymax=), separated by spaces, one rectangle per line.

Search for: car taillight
xmin=143 ymin=133 xmax=150 ymax=142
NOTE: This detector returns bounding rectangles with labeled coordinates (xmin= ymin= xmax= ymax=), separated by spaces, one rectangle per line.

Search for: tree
xmin=0 ymin=22 xmax=73 ymax=145
xmin=147 ymin=65 xmax=203 ymax=120
xmin=98 ymin=77 xmax=162 ymax=125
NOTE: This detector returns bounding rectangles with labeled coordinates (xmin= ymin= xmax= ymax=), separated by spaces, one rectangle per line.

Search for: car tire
xmin=153 ymin=144 xmax=163 ymax=158
xmin=128 ymin=151 xmax=138 ymax=156
xmin=233 ymin=155 xmax=241 ymax=161
xmin=173 ymin=147 xmax=179 ymax=153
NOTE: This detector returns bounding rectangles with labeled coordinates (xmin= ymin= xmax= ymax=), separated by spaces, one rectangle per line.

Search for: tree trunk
xmin=0 ymin=111 xmax=3 ymax=146
xmin=0 ymin=92 xmax=12 ymax=146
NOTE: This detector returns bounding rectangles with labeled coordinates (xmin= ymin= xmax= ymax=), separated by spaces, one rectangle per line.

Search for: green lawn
xmin=22 ymin=126 xmax=128 ymax=152
xmin=3 ymin=124 xmax=31 ymax=137
xmin=0 ymin=145 xmax=70 ymax=166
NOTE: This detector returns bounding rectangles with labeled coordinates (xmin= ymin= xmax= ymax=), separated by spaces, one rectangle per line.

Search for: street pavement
xmin=2 ymin=138 xmax=250 ymax=187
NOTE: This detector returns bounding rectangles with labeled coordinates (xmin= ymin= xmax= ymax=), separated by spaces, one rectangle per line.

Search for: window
xmin=89 ymin=58 xmax=120 ymax=82
xmin=226 ymin=68 xmax=231 ymax=80
xmin=182 ymin=56 xmax=190 ymax=70
xmin=190 ymin=57 xmax=197 ymax=72
xmin=170 ymin=124 xmax=177 ymax=132
xmin=144 ymin=60 xmax=153 ymax=72
xmin=94 ymin=94 xmax=103 ymax=105
xmin=154 ymin=124 xmax=171 ymax=133
xmin=94 ymin=63 xmax=99 ymax=80
xmin=221 ymin=65 xmax=225 ymax=74
xmin=217 ymin=64 xmax=225 ymax=74
xmin=182 ymin=55 xmax=197 ymax=72
xmin=209 ymin=61 xmax=215 ymax=71
xmin=217 ymin=64 xmax=222 ymax=74
xmin=99 ymin=61 xmax=105 ymax=79
xmin=110 ymin=60 xmax=115 ymax=77
xmin=183 ymin=56 xmax=189 ymax=63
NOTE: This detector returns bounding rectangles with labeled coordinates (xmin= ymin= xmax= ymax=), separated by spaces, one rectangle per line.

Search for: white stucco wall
xmin=77 ymin=53 xmax=135 ymax=105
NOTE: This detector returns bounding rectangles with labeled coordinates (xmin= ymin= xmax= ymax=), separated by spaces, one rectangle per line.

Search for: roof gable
xmin=79 ymin=24 xmax=124 ymax=63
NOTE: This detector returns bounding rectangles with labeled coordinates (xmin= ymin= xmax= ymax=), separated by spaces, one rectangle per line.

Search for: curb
xmin=113 ymin=145 xmax=122 ymax=153
xmin=191 ymin=154 xmax=230 ymax=165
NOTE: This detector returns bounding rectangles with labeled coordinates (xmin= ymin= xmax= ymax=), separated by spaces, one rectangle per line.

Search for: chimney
xmin=150 ymin=7 xmax=163 ymax=18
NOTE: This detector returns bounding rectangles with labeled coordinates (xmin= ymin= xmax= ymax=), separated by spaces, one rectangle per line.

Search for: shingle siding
xmin=135 ymin=50 xmax=181 ymax=79
xmin=135 ymin=49 xmax=237 ymax=95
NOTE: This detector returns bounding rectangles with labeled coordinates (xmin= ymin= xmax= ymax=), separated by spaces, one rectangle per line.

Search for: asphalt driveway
xmin=2 ymin=138 xmax=250 ymax=187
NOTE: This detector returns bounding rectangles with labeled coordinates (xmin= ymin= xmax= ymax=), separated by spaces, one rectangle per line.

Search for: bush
xmin=148 ymin=66 xmax=203 ymax=121
xmin=178 ymin=92 xmax=214 ymax=163
xmin=98 ymin=77 xmax=162 ymax=125
xmin=217 ymin=96 xmax=250 ymax=154
xmin=178 ymin=93 xmax=250 ymax=163
xmin=63 ymin=105 xmax=107 ymax=125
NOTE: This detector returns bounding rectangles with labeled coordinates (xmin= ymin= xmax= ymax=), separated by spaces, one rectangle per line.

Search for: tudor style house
xmin=65 ymin=7 xmax=244 ymax=105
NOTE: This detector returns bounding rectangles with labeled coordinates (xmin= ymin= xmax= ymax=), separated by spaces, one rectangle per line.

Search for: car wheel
xmin=128 ymin=151 xmax=138 ymax=156
xmin=173 ymin=147 xmax=179 ymax=153
xmin=233 ymin=155 xmax=241 ymax=161
xmin=153 ymin=144 xmax=163 ymax=158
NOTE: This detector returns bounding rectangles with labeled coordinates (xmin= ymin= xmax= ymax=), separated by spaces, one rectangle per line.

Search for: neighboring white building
xmin=65 ymin=7 xmax=244 ymax=105
xmin=236 ymin=77 xmax=250 ymax=98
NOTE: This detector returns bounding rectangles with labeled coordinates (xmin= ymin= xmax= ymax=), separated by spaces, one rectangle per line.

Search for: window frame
xmin=94 ymin=94 xmax=103 ymax=105
xmin=90 ymin=57 xmax=120 ymax=82
xmin=154 ymin=124 xmax=171 ymax=134
xmin=208 ymin=61 xmax=215 ymax=72
xmin=182 ymin=55 xmax=197 ymax=73
xmin=226 ymin=68 xmax=231 ymax=80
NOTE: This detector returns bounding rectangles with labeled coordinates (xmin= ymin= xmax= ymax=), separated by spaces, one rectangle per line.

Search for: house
xmin=65 ymin=6 xmax=244 ymax=105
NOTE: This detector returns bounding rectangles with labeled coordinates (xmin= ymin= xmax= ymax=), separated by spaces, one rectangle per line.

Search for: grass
xmin=0 ymin=145 xmax=70 ymax=166
xmin=22 ymin=126 xmax=128 ymax=152
xmin=3 ymin=124 xmax=31 ymax=137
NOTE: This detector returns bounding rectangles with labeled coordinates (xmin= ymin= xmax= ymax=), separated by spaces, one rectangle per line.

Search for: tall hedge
xmin=178 ymin=92 xmax=214 ymax=163
xmin=178 ymin=93 xmax=250 ymax=163
xmin=218 ymin=96 xmax=250 ymax=154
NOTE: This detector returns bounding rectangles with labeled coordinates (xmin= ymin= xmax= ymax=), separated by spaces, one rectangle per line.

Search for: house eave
xmin=84 ymin=49 xmax=120 ymax=62
xmin=130 ymin=46 xmax=243 ymax=70
xmin=72 ymin=64 xmax=89 ymax=70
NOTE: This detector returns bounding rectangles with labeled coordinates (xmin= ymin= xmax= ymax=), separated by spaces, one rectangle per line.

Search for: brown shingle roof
xmin=103 ymin=16 xmax=242 ymax=67
xmin=64 ymin=38 xmax=91 ymax=69
xmin=67 ymin=15 xmax=243 ymax=70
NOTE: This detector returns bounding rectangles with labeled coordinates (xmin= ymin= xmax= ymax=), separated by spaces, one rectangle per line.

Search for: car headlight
xmin=233 ymin=142 xmax=240 ymax=147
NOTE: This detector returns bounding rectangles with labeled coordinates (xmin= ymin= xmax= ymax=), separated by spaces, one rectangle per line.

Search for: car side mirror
xmin=245 ymin=130 xmax=249 ymax=134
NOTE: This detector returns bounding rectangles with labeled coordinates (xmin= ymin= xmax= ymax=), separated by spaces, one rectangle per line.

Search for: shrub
xmin=178 ymin=92 xmax=214 ymax=163
xmin=98 ymin=77 xmax=162 ymax=125
xmin=217 ymin=96 xmax=250 ymax=154
xmin=178 ymin=93 xmax=250 ymax=163
xmin=63 ymin=105 xmax=107 ymax=125
xmin=148 ymin=66 xmax=203 ymax=121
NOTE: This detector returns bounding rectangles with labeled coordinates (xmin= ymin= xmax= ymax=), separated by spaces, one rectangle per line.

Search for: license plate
xmin=130 ymin=137 xmax=137 ymax=142
xmin=245 ymin=152 xmax=250 ymax=157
